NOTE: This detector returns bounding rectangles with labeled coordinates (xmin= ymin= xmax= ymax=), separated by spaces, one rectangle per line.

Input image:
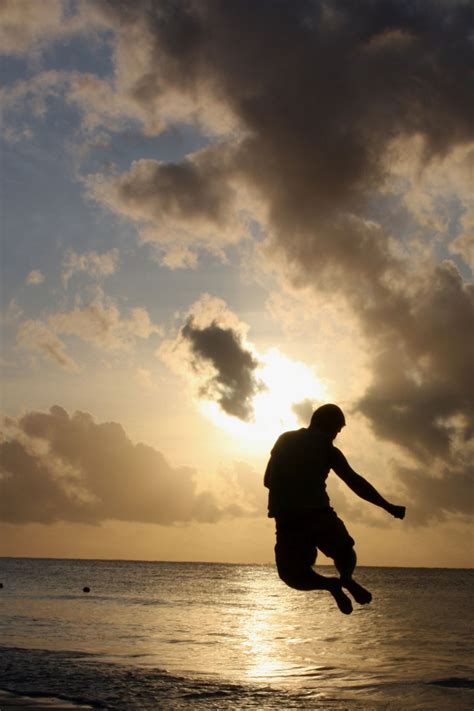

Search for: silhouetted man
xmin=264 ymin=404 xmax=406 ymax=614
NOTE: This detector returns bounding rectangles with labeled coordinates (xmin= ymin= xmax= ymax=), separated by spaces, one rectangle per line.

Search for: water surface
xmin=1 ymin=558 xmax=472 ymax=709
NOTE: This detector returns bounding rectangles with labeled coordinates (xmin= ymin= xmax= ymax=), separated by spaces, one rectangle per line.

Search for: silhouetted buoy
xmin=0 ymin=583 xmax=3 ymax=589
xmin=83 ymin=586 xmax=90 ymax=593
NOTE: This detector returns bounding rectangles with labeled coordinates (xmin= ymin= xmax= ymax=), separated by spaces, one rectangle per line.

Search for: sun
xmin=200 ymin=348 xmax=328 ymax=453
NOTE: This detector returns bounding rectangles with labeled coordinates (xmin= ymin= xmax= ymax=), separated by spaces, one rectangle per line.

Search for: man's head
xmin=309 ymin=404 xmax=346 ymax=440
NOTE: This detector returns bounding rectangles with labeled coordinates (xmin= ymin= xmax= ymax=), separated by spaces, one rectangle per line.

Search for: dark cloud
xmin=0 ymin=406 xmax=239 ymax=525
xmin=95 ymin=0 xmax=473 ymax=221
xmin=397 ymin=464 xmax=474 ymax=526
xmin=182 ymin=318 xmax=262 ymax=421
xmin=90 ymin=0 xmax=473 ymax=288
xmin=292 ymin=399 xmax=315 ymax=426
xmin=356 ymin=261 xmax=474 ymax=524
xmin=86 ymin=147 xmax=243 ymax=264
xmin=86 ymin=1 xmax=473 ymax=521
xmin=114 ymin=154 xmax=233 ymax=228
xmin=359 ymin=262 xmax=474 ymax=462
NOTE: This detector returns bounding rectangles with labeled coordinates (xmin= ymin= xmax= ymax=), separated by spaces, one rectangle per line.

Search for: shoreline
xmin=0 ymin=691 xmax=93 ymax=709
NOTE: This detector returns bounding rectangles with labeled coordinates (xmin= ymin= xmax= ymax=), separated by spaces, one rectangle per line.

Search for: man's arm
xmin=332 ymin=448 xmax=406 ymax=519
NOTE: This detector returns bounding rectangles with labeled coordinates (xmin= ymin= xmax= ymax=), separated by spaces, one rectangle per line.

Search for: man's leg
xmin=333 ymin=544 xmax=356 ymax=580
xmin=275 ymin=553 xmax=354 ymax=615
xmin=275 ymin=516 xmax=353 ymax=614
xmin=318 ymin=511 xmax=372 ymax=606
xmin=333 ymin=546 xmax=372 ymax=604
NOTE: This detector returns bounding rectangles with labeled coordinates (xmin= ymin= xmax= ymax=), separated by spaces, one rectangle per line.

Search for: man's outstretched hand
xmin=387 ymin=503 xmax=406 ymax=519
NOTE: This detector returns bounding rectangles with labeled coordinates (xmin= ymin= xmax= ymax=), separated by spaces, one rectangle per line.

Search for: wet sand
xmin=0 ymin=691 xmax=93 ymax=709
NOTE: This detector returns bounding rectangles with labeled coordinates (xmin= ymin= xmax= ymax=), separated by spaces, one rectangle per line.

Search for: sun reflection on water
xmin=231 ymin=566 xmax=338 ymax=686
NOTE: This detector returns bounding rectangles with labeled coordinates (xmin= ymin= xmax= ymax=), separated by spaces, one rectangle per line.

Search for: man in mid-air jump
xmin=264 ymin=404 xmax=406 ymax=614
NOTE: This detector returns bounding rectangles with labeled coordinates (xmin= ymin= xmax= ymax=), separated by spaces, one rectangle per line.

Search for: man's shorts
xmin=274 ymin=508 xmax=355 ymax=576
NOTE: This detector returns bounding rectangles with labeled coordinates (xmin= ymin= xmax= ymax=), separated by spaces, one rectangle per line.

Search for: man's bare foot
xmin=326 ymin=578 xmax=353 ymax=615
xmin=341 ymin=577 xmax=372 ymax=605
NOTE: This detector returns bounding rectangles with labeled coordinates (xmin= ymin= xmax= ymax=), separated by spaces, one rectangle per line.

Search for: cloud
xmin=0 ymin=406 xmax=237 ymax=525
xmin=358 ymin=262 xmax=474 ymax=460
xmin=159 ymin=294 xmax=262 ymax=421
xmin=78 ymin=1 xmax=239 ymax=137
xmin=73 ymin=1 xmax=471 ymax=282
xmin=88 ymin=153 xmax=232 ymax=224
xmin=157 ymin=245 xmax=198 ymax=270
xmin=18 ymin=290 xmax=161 ymax=369
xmin=386 ymin=139 xmax=474 ymax=269
xmin=17 ymin=320 xmax=79 ymax=372
xmin=397 ymin=462 xmax=474 ymax=526
xmin=25 ymin=270 xmax=45 ymax=286
xmin=0 ymin=0 xmax=65 ymax=55
xmin=292 ymin=399 xmax=315 ymax=426
xmin=0 ymin=2 xmax=236 ymax=144
xmin=1 ymin=70 xmax=133 ymax=139
xmin=449 ymin=230 xmax=474 ymax=272
xmin=0 ymin=0 xmax=104 ymax=57
xmin=85 ymin=147 xmax=250 ymax=264
xmin=49 ymin=292 xmax=161 ymax=350
xmin=61 ymin=249 xmax=119 ymax=286
xmin=354 ymin=259 xmax=474 ymax=523
xmin=182 ymin=318 xmax=261 ymax=421
xmin=0 ymin=71 xmax=73 ymax=150
xmin=17 ymin=290 xmax=161 ymax=367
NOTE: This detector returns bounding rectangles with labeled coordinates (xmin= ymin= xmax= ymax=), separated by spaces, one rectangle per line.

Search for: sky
xmin=0 ymin=0 xmax=473 ymax=567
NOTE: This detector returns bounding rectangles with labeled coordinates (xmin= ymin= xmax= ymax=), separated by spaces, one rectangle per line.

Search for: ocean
xmin=0 ymin=558 xmax=472 ymax=709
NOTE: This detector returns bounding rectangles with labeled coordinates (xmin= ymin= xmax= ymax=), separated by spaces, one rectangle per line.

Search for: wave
xmin=0 ymin=646 xmax=292 ymax=710
xmin=2 ymin=644 xmax=473 ymax=710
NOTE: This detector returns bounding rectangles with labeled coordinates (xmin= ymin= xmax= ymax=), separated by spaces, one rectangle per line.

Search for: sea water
xmin=0 ymin=558 xmax=472 ymax=709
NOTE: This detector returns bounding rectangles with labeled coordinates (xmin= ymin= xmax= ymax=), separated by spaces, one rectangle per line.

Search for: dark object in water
xmin=82 ymin=587 xmax=90 ymax=593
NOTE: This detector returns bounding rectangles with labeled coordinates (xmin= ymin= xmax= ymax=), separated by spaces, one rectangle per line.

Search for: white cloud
xmin=17 ymin=290 xmax=162 ymax=367
xmin=0 ymin=0 xmax=64 ymax=56
xmin=61 ymin=248 xmax=119 ymax=286
xmin=155 ymin=245 xmax=199 ymax=270
xmin=48 ymin=289 xmax=161 ymax=351
xmin=0 ymin=0 xmax=103 ymax=57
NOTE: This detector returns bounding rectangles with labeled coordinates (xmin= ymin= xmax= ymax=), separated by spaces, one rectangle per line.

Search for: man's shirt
xmin=264 ymin=427 xmax=337 ymax=517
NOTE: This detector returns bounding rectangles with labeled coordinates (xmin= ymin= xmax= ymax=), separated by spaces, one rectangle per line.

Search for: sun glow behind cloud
xmin=200 ymin=348 xmax=327 ymax=452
